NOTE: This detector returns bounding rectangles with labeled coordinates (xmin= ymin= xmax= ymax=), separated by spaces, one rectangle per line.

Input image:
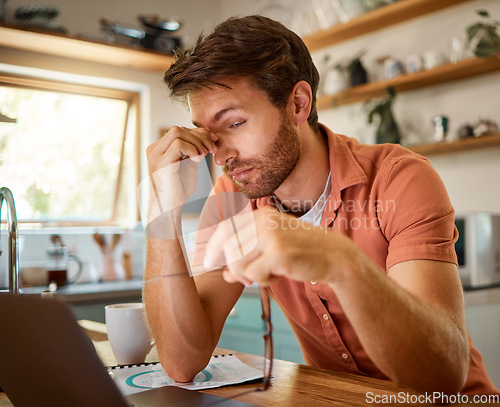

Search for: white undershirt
xmin=274 ymin=172 xmax=331 ymax=227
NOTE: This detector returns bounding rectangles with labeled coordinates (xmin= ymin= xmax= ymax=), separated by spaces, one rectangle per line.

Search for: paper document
xmin=108 ymin=354 xmax=263 ymax=396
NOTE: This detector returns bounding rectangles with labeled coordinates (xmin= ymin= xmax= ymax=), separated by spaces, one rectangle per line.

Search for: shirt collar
xmin=273 ymin=172 xmax=331 ymax=226
xmin=320 ymin=124 xmax=368 ymax=226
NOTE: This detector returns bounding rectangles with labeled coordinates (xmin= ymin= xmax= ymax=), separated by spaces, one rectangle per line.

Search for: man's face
xmin=189 ymin=78 xmax=300 ymax=199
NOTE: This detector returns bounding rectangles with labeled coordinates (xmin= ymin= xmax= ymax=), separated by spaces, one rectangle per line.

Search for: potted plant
xmin=366 ymin=87 xmax=400 ymax=144
xmin=465 ymin=10 xmax=500 ymax=58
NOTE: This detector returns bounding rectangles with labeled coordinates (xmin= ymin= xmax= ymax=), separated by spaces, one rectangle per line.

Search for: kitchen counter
xmin=19 ymin=280 xmax=262 ymax=301
xmin=464 ymin=285 xmax=500 ymax=307
xmin=20 ymin=280 xmax=144 ymax=322
xmin=17 ymin=280 xmax=262 ymax=323
xmin=20 ymin=279 xmax=143 ymax=302
xmin=19 ymin=280 xmax=500 ymax=309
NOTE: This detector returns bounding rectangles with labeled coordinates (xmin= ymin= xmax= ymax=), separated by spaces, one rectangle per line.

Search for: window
xmin=0 ymin=73 xmax=140 ymax=226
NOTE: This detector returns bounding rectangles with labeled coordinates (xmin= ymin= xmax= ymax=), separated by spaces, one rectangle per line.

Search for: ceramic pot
xmin=323 ymin=67 xmax=349 ymax=94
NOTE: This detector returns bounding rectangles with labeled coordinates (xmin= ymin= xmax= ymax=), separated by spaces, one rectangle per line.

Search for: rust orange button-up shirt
xmin=193 ymin=125 xmax=498 ymax=395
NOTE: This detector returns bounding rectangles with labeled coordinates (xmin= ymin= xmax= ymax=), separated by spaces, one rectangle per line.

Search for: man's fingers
xmin=222 ymin=269 xmax=252 ymax=286
xmin=223 ymin=219 xmax=258 ymax=264
xmin=147 ymin=126 xmax=216 ymax=168
xmin=204 ymin=219 xmax=236 ymax=269
xmin=243 ymin=255 xmax=280 ymax=286
xmin=163 ymin=126 xmax=216 ymax=156
xmin=222 ymin=232 xmax=261 ymax=284
xmin=203 ymin=212 xmax=257 ymax=269
xmin=164 ymin=139 xmax=204 ymax=164
xmin=187 ymin=127 xmax=218 ymax=153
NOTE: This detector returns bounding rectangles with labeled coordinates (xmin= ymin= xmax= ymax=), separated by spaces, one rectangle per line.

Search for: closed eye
xmin=230 ymin=121 xmax=245 ymax=129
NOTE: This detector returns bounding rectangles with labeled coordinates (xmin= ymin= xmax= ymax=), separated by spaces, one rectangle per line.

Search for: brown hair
xmin=164 ymin=15 xmax=319 ymax=132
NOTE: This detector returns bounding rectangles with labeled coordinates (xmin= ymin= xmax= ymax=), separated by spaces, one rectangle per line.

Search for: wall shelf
xmin=408 ymin=133 xmax=500 ymax=156
xmin=305 ymin=0 xmax=500 ymax=157
xmin=0 ymin=24 xmax=174 ymax=72
xmin=303 ymin=0 xmax=474 ymax=51
xmin=316 ymin=55 xmax=500 ymax=110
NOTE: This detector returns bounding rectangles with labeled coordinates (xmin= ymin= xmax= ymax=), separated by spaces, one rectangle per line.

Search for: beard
xmin=223 ymin=113 xmax=301 ymax=199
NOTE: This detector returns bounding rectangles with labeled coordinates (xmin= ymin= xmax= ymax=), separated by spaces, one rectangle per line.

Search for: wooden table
xmin=92 ymin=343 xmax=423 ymax=407
xmin=0 ymin=320 xmax=427 ymax=407
xmin=207 ymin=349 xmax=422 ymax=406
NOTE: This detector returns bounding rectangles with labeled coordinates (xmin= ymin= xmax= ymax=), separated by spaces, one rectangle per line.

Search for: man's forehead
xmin=187 ymin=76 xmax=263 ymax=104
xmin=188 ymin=79 xmax=258 ymax=127
xmin=188 ymin=82 xmax=234 ymax=110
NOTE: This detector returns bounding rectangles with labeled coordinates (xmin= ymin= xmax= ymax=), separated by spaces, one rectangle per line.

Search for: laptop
xmin=0 ymin=295 xmax=255 ymax=406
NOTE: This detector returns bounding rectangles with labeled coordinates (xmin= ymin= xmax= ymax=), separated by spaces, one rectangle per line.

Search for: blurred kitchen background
xmin=1 ymin=0 xmax=499 ymax=387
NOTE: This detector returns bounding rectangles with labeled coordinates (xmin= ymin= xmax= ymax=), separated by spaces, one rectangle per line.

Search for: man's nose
xmin=213 ymin=139 xmax=238 ymax=166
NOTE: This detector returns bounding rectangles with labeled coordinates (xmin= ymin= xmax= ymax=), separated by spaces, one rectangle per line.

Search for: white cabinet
xmin=465 ymin=288 xmax=500 ymax=389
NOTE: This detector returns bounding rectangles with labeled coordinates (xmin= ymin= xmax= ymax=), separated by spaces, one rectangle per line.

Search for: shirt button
xmin=341 ymin=353 xmax=349 ymax=360
xmin=322 ymin=313 xmax=329 ymax=320
xmin=310 ymin=281 xmax=317 ymax=285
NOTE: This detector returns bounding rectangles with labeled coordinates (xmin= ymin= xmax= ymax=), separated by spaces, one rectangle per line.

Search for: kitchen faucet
xmin=0 ymin=187 xmax=19 ymax=295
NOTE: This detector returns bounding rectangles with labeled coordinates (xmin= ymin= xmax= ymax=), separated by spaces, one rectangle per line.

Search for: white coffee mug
xmin=105 ymin=303 xmax=154 ymax=365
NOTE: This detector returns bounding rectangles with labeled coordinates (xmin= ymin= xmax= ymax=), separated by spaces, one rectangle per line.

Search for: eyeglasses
xmin=223 ymin=216 xmax=273 ymax=390
xmin=258 ymin=286 xmax=273 ymax=391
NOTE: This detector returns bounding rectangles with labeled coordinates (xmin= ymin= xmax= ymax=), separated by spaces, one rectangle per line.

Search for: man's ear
xmin=287 ymin=81 xmax=313 ymax=126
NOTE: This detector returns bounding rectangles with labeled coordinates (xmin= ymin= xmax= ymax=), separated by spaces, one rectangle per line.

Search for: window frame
xmin=0 ymin=72 xmax=141 ymax=226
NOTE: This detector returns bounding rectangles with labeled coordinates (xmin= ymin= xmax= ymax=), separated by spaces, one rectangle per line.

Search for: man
xmin=144 ymin=15 xmax=499 ymax=397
